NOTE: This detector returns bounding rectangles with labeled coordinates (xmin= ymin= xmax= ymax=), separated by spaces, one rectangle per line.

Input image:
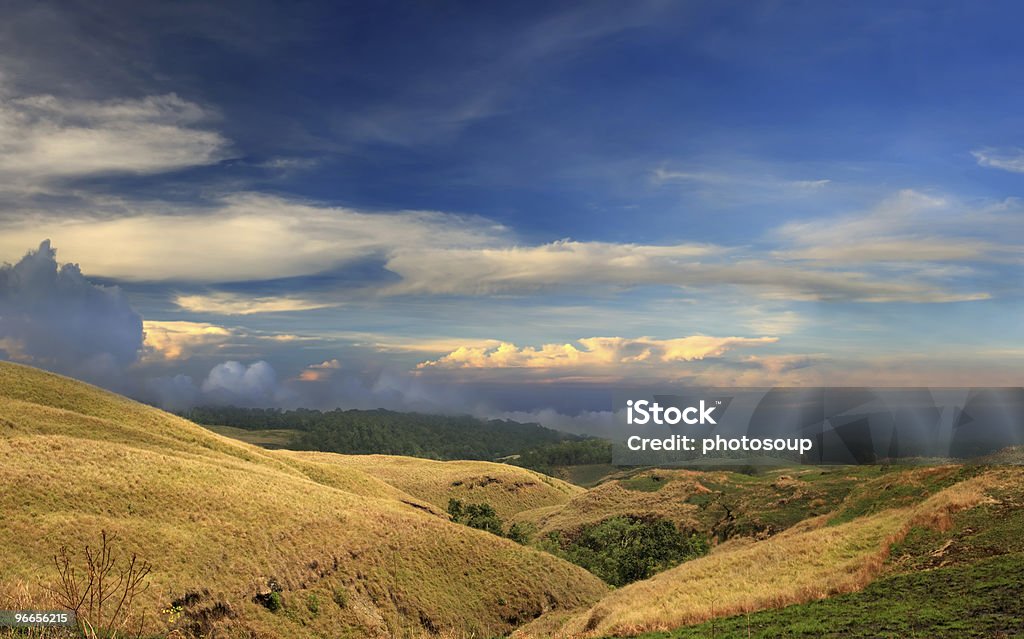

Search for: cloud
xmin=0 ymin=240 xmax=143 ymax=381
xmin=143 ymin=320 xmax=235 ymax=361
xmin=201 ymin=360 xmax=292 ymax=406
xmin=773 ymin=190 xmax=1010 ymax=264
xmin=652 ymin=167 xmax=831 ymax=192
xmin=174 ymin=292 xmax=339 ymax=315
xmin=0 ymin=193 xmax=506 ymax=282
xmin=0 ymin=190 xmax=1009 ymax=303
xmin=144 ymin=374 xmax=200 ymax=413
xmin=417 ymin=335 xmax=777 ymax=370
xmin=0 ymin=90 xmax=227 ymax=186
xmin=972 ymin=147 xmax=1024 ymax=174
xmin=298 ymin=358 xmax=341 ymax=381
xmin=383 ymin=239 xmax=988 ymax=302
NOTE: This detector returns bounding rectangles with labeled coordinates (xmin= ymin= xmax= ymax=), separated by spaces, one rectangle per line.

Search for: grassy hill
xmin=512 ymin=466 xmax=880 ymax=543
xmin=285 ymin=452 xmax=583 ymax=520
xmin=511 ymin=466 xmax=1024 ymax=638
xmin=4 ymin=360 xmax=1022 ymax=639
xmin=0 ymin=361 xmax=607 ymax=638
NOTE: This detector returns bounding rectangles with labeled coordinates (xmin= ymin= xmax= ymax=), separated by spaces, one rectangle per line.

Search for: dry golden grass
xmin=513 ymin=473 xmax=999 ymax=638
xmin=0 ymin=361 xmax=607 ymax=638
xmin=287 ymin=451 xmax=583 ymax=519
xmin=512 ymin=470 xmax=710 ymax=534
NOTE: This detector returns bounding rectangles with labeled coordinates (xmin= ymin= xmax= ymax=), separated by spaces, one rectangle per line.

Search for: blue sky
xmin=1 ymin=1 xmax=1022 ymax=429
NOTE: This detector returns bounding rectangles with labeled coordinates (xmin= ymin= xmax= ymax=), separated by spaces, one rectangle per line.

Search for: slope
xmin=0 ymin=361 xmax=607 ymax=638
xmin=288 ymin=451 xmax=583 ymax=519
xmin=514 ymin=470 xmax=1007 ymax=638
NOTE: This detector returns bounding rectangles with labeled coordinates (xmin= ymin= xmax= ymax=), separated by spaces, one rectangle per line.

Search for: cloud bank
xmin=418 ymin=335 xmax=778 ymax=370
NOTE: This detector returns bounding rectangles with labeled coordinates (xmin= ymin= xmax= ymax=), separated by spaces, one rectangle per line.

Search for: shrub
xmin=542 ymin=516 xmax=709 ymax=586
xmin=49 ymin=530 xmax=152 ymax=638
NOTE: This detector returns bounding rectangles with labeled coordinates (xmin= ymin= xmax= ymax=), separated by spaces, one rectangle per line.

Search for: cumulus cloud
xmin=972 ymin=147 xmax=1024 ymax=174
xmin=201 ymin=360 xmax=292 ymax=406
xmin=0 ymin=90 xmax=227 ymax=186
xmin=298 ymin=358 xmax=342 ymax=381
xmin=143 ymin=320 xmax=234 ymax=361
xmin=0 ymin=240 xmax=143 ymax=382
xmin=417 ymin=335 xmax=777 ymax=370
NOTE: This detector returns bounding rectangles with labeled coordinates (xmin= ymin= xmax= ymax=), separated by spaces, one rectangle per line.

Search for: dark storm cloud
xmin=0 ymin=240 xmax=144 ymax=383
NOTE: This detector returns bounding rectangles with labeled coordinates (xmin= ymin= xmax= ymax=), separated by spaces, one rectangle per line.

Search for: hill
xmin=277 ymin=451 xmax=583 ymax=520
xmin=0 ymin=361 xmax=607 ymax=638
xmin=512 ymin=466 xmax=881 ymax=543
xmin=509 ymin=464 xmax=1024 ymax=638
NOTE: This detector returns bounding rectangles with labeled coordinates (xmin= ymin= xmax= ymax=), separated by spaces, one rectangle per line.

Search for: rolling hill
xmin=0 ymin=361 xmax=607 ymax=638
xmin=283 ymin=451 xmax=583 ymax=520
xmin=4 ymin=360 xmax=1022 ymax=639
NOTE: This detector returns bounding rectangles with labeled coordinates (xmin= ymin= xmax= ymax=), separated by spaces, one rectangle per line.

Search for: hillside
xmin=0 ymin=361 xmax=607 ymax=638
xmin=512 ymin=466 xmax=880 ymax=542
xmin=512 ymin=466 xmax=1024 ymax=638
xmin=285 ymin=451 xmax=583 ymax=519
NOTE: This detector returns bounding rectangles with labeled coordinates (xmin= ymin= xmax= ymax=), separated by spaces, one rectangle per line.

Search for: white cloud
xmin=0 ymin=90 xmax=227 ymax=185
xmin=774 ymin=189 xmax=1020 ymax=266
xmin=652 ymin=167 xmax=831 ymax=192
xmin=201 ymin=360 xmax=288 ymax=403
xmin=0 ymin=193 xmax=507 ymax=282
xmin=972 ymin=147 xmax=1024 ymax=174
xmin=142 ymin=320 xmax=235 ymax=361
xmin=0 ymin=188 xmax=1010 ymax=303
xmin=417 ymin=335 xmax=778 ymax=370
xmin=174 ymin=292 xmax=339 ymax=315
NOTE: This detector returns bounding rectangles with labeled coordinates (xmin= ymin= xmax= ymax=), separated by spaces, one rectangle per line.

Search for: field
xmin=3 ymin=360 xmax=1022 ymax=639
xmin=0 ymin=361 xmax=606 ymax=638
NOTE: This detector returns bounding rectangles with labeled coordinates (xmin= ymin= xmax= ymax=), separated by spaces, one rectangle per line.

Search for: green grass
xmin=630 ymin=552 xmax=1024 ymax=639
xmin=203 ymin=424 xmax=297 ymax=448
xmin=619 ymin=474 xmax=672 ymax=492
xmin=828 ymin=465 xmax=982 ymax=525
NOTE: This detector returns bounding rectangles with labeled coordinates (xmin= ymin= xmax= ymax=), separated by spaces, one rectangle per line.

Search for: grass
xmin=0 ymin=361 xmax=607 ymax=638
xmin=552 ymin=464 xmax=620 ymax=488
xmin=513 ymin=473 xmax=999 ymax=638
xmin=514 ymin=466 xmax=875 ymax=543
xmin=284 ymin=450 xmax=583 ymax=519
xmin=202 ymin=424 xmax=297 ymax=448
xmin=642 ymin=550 xmax=1024 ymax=639
xmin=631 ymin=552 xmax=1024 ymax=638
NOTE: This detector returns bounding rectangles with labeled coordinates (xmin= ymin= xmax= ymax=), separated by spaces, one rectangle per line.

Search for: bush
xmin=448 ymin=499 xmax=530 ymax=542
xmin=447 ymin=499 xmax=503 ymax=536
xmin=49 ymin=530 xmax=152 ymax=637
xmin=541 ymin=516 xmax=709 ymax=586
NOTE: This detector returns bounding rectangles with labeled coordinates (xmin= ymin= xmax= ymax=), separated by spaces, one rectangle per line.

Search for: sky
xmin=1 ymin=0 xmax=1023 ymax=433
